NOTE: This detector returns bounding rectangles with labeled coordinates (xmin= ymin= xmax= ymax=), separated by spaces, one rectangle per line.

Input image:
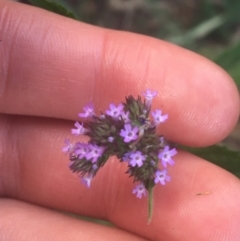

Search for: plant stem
xmin=148 ymin=186 xmax=154 ymax=224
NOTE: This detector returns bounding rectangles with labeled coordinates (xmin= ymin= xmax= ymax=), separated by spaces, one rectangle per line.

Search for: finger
xmin=0 ymin=1 xmax=239 ymax=146
xmin=0 ymin=199 xmax=147 ymax=241
xmin=1 ymin=115 xmax=240 ymax=241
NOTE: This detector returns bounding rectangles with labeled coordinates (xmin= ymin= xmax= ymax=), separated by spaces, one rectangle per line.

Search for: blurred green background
xmin=21 ymin=0 xmax=240 ymax=150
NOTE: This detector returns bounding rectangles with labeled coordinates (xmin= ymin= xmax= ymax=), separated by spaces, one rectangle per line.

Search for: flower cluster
xmin=62 ymin=90 xmax=177 ymax=199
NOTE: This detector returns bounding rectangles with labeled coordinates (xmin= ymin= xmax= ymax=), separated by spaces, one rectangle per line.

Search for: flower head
xmin=79 ymin=102 xmax=95 ymax=118
xmin=151 ymin=109 xmax=168 ymax=125
xmin=120 ymin=124 xmax=139 ymax=143
xmin=129 ymin=151 xmax=146 ymax=167
xmin=154 ymin=169 xmax=171 ymax=185
xmin=63 ymin=90 xmax=176 ymax=216
xmin=158 ymin=146 xmax=177 ymax=167
xmin=62 ymin=139 xmax=73 ymax=153
xmin=106 ymin=103 xmax=124 ymax=119
xmin=132 ymin=183 xmax=147 ymax=199
xmin=86 ymin=144 xmax=105 ymax=163
xmin=71 ymin=122 xmax=86 ymax=136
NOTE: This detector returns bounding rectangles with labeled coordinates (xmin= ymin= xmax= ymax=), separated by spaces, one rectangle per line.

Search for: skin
xmin=0 ymin=0 xmax=240 ymax=240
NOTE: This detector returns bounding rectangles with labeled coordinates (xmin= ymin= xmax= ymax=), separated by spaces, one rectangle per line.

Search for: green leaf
xmin=28 ymin=0 xmax=76 ymax=19
xmin=184 ymin=145 xmax=240 ymax=178
xmin=214 ymin=40 xmax=240 ymax=70
xmin=227 ymin=64 xmax=240 ymax=86
xmin=169 ymin=15 xmax=226 ymax=46
xmin=213 ymin=40 xmax=240 ymax=86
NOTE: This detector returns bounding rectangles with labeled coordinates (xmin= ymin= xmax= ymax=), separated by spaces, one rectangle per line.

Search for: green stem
xmin=148 ymin=186 xmax=154 ymax=224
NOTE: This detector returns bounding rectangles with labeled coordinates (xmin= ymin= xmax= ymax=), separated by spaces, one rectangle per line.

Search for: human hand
xmin=0 ymin=1 xmax=240 ymax=240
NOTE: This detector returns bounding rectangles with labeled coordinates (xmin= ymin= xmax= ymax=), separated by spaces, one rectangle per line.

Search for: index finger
xmin=0 ymin=0 xmax=239 ymax=146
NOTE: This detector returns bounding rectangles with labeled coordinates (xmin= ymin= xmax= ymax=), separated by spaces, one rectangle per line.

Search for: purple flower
xmin=86 ymin=144 xmax=105 ymax=163
xmin=143 ymin=89 xmax=158 ymax=101
xmin=120 ymin=124 xmax=138 ymax=143
xmin=81 ymin=174 xmax=93 ymax=188
xmin=132 ymin=183 xmax=147 ymax=199
xmin=74 ymin=142 xmax=89 ymax=159
xmin=122 ymin=152 xmax=130 ymax=162
xmin=129 ymin=151 xmax=146 ymax=167
xmin=159 ymin=136 xmax=165 ymax=146
xmin=108 ymin=136 xmax=114 ymax=142
xmin=154 ymin=169 xmax=171 ymax=185
xmin=92 ymin=164 xmax=98 ymax=170
xmin=151 ymin=109 xmax=168 ymax=125
xmin=79 ymin=102 xmax=94 ymax=118
xmin=62 ymin=139 xmax=73 ymax=153
xmin=106 ymin=103 xmax=124 ymax=119
xmin=121 ymin=111 xmax=130 ymax=123
xmin=71 ymin=122 xmax=86 ymax=136
xmin=158 ymin=146 xmax=177 ymax=167
xmin=143 ymin=89 xmax=158 ymax=107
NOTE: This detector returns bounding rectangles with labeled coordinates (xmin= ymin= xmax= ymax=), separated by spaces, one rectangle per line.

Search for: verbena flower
xmin=143 ymin=89 xmax=158 ymax=100
xmin=71 ymin=122 xmax=86 ymax=136
xmin=120 ymin=124 xmax=139 ymax=143
xmin=132 ymin=183 xmax=147 ymax=199
xmin=143 ymin=89 xmax=158 ymax=107
xmin=86 ymin=144 xmax=105 ymax=163
xmin=62 ymin=90 xmax=177 ymax=204
xmin=158 ymin=146 xmax=177 ymax=167
xmin=81 ymin=174 xmax=93 ymax=188
xmin=154 ymin=169 xmax=171 ymax=185
xmin=74 ymin=142 xmax=89 ymax=159
xmin=108 ymin=136 xmax=114 ymax=142
xmin=62 ymin=139 xmax=72 ymax=153
xmin=129 ymin=151 xmax=146 ymax=167
xmin=79 ymin=102 xmax=94 ymax=118
xmin=121 ymin=111 xmax=130 ymax=123
xmin=106 ymin=103 xmax=124 ymax=119
xmin=151 ymin=109 xmax=168 ymax=125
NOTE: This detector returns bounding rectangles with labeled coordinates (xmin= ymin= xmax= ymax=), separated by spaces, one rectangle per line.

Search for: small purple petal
xmin=143 ymin=89 xmax=158 ymax=100
xmin=108 ymin=136 xmax=114 ymax=142
xmin=132 ymin=183 xmax=147 ymax=199
xmin=122 ymin=152 xmax=131 ymax=162
xmin=154 ymin=169 xmax=171 ymax=185
xmin=159 ymin=136 xmax=165 ymax=145
xmin=62 ymin=139 xmax=72 ymax=153
xmin=158 ymin=146 xmax=177 ymax=168
xmin=71 ymin=122 xmax=86 ymax=136
xmin=86 ymin=144 xmax=105 ymax=163
xmin=81 ymin=174 xmax=93 ymax=188
xmin=143 ymin=89 xmax=158 ymax=107
xmin=106 ymin=103 xmax=124 ymax=119
xmin=92 ymin=164 xmax=98 ymax=170
xmin=74 ymin=142 xmax=89 ymax=159
xmin=121 ymin=111 xmax=130 ymax=123
xmin=120 ymin=124 xmax=139 ymax=143
xmin=129 ymin=151 xmax=146 ymax=167
xmin=151 ymin=109 xmax=168 ymax=125
xmin=78 ymin=102 xmax=95 ymax=118
xmin=150 ymin=160 xmax=156 ymax=166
